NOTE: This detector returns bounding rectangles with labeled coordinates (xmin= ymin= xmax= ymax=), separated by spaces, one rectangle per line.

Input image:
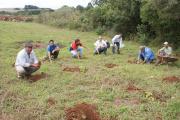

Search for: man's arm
xmin=52 ymin=46 xmax=60 ymax=53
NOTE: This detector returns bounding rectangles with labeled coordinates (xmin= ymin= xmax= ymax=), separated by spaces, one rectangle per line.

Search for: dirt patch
xmin=114 ymin=98 xmax=141 ymax=107
xmin=63 ymin=67 xmax=80 ymax=72
xmin=15 ymin=41 xmax=46 ymax=49
xmin=126 ymin=84 xmax=142 ymax=92
xmin=152 ymin=91 xmax=171 ymax=102
xmin=127 ymin=59 xmax=138 ymax=64
xmin=65 ymin=103 xmax=101 ymax=120
xmin=33 ymin=41 xmax=46 ymax=49
xmin=162 ymin=76 xmax=180 ymax=83
xmin=101 ymin=78 xmax=123 ymax=86
xmin=47 ymin=97 xmax=57 ymax=107
xmin=0 ymin=15 xmax=32 ymax=22
xmin=105 ymin=64 xmax=118 ymax=68
xmin=28 ymin=72 xmax=48 ymax=83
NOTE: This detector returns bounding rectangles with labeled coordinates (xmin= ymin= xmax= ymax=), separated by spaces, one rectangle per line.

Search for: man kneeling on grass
xmin=46 ymin=40 xmax=60 ymax=62
xmin=94 ymin=36 xmax=107 ymax=55
xmin=15 ymin=42 xmax=41 ymax=78
xmin=137 ymin=46 xmax=155 ymax=64
xmin=69 ymin=39 xmax=84 ymax=59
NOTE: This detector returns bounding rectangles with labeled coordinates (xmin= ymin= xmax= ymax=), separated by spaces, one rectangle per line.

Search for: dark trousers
xmin=24 ymin=66 xmax=39 ymax=76
xmin=51 ymin=51 xmax=59 ymax=59
xmin=95 ymin=47 xmax=107 ymax=55
xmin=112 ymin=42 xmax=120 ymax=54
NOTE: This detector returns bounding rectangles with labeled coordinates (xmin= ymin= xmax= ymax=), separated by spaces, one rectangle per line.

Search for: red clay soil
xmin=28 ymin=72 xmax=48 ymax=83
xmin=163 ymin=76 xmax=180 ymax=83
xmin=63 ymin=67 xmax=80 ymax=72
xmin=126 ymin=84 xmax=142 ymax=92
xmin=0 ymin=15 xmax=32 ymax=22
xmin=105 ymin=64 xmax=118 ymax=68
xmin=47 ymin=97 xmax=57 ymax=107
xmin=65 ymin=103 xmax=101 ymax=120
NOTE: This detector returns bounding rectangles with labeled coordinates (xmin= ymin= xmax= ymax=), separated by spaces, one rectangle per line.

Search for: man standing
xmin=94 ymin=36 xmax=107 ymax=55
xmin=112 ymin=34 xmax=124 ymax=54
xmin=47 ymin=40 xmax=60 ymax=62
xmin=138 ymin=46 xmax=155 ymax=64
xmin=15 ymin=42 xmax=41 ymax=78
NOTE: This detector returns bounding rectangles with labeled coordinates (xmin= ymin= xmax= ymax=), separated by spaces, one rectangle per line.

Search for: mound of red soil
xmin=126 ymin=84 xmax=142 ymax=92
xmin=163 ymin=76 xmax=180 ymax=83
xmin=63 ymin=67 xmax=80 ymax=72
xmin=105 ymin=64 xmax=118 ymax=68
xmin=65 ymin=103 xmax=101 ymax=120
xmin=47 ymin=97 xmax=57 ymax=107
xmin=28 ymin=72 xmax=48 ymax=83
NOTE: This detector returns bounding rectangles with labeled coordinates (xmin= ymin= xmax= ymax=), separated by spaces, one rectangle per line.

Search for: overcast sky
xmin=0 ymin=0 xmax=92 ymax=9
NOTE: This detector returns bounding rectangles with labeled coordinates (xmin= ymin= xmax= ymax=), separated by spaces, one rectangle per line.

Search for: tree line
xmin=36 ymin=0 xmax=180 ymax=49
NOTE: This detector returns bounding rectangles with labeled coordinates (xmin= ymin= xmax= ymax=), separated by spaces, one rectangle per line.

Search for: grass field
xmin=0 ymin=21 xmax=180 ymax=120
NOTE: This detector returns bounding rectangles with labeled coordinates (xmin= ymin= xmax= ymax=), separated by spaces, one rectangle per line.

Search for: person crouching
xmin=15 ymin=42 xmax=41 ymax=78
xmin=137 ymin=46 xmax=155 ymax=64
xmin=46 ymin=40 xmax=60 ymax=62
xmin=94 ymin=36 xmax=107 ymax=55
xmin=70 ymin=39 xmax=83 ymax=59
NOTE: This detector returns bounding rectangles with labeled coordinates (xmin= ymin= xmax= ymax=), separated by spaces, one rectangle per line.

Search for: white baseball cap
xmin=164 ymin=42 xmax=168 ymax=45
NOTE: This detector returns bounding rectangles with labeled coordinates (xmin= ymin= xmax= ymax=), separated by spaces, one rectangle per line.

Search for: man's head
xmin=75 ymin=39 xmax=80 ymax=44
xmin=99 ymin=36 xmax=103 ymax=41
xmin=49 ymin=40 xmax=54 ymax=45
xmin=139 ymin=46 xmax=145 ymax=52
xmin=163 ymin=41 xmax=168 ymax=47
xmin=24 ymin=42 xmax=33 ymax=54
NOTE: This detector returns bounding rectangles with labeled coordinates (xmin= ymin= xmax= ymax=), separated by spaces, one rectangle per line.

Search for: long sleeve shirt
xmin=112 ymin=35 xmax=122 ymax=43
xmin=138 ymin=47 xmax=155 ymax=61
xmin=15 ymin=49 xmax=38 ymax=67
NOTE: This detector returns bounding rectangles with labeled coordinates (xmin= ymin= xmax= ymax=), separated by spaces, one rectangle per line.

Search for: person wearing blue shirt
xmin=138 ymin=46 xmax=155 ymax=64
xmin=47 ymin=40 xmax=60 ymax=62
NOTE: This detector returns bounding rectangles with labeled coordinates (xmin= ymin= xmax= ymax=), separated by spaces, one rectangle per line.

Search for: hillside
xmin=0 ymin=21 xmax=179 ymax=120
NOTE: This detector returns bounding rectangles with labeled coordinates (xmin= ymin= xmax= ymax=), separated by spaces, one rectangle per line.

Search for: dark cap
xmin=24 ymin=42 xmax=33 ymax=48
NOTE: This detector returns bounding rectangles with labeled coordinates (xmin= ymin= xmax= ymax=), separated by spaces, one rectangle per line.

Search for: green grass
xmin=0 ymin=21 xmax=180 ymax=120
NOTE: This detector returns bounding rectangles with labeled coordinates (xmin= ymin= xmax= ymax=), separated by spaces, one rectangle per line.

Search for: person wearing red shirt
xmin=69 ymin=39 xmax=83 ymax=59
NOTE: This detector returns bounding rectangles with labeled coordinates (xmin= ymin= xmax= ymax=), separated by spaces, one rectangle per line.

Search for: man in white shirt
xmin=94 ymin=36 xmax=107 ymax=55
xmin=156 ymin=42 xmax=174 ymax=65
xmin=15 ymin=42 xmax=41 ymax=78
xmin=158 ymin=42 xmax=172 ymax=57
xmin=112 ymin=34 xmax=123 ymax=54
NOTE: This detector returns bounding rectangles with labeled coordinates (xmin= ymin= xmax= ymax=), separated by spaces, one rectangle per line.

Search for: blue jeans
xmin=71 ymin=47 xmax=83 ymax=58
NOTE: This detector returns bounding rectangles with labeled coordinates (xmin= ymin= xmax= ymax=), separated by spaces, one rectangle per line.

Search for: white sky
xmin=0 ymin=0 xmax=92 ymax=9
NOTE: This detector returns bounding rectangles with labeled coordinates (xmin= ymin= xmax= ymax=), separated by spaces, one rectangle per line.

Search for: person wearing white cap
xmin=158 ymin=42 xmax=172 ymax=56
xmin=94 ymin=36 xmax=107 ymax=55
xmin=15 ymin=42 xmax=41 ymax=78
xmin=156 ymin=41 xmax=173 ymax=65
